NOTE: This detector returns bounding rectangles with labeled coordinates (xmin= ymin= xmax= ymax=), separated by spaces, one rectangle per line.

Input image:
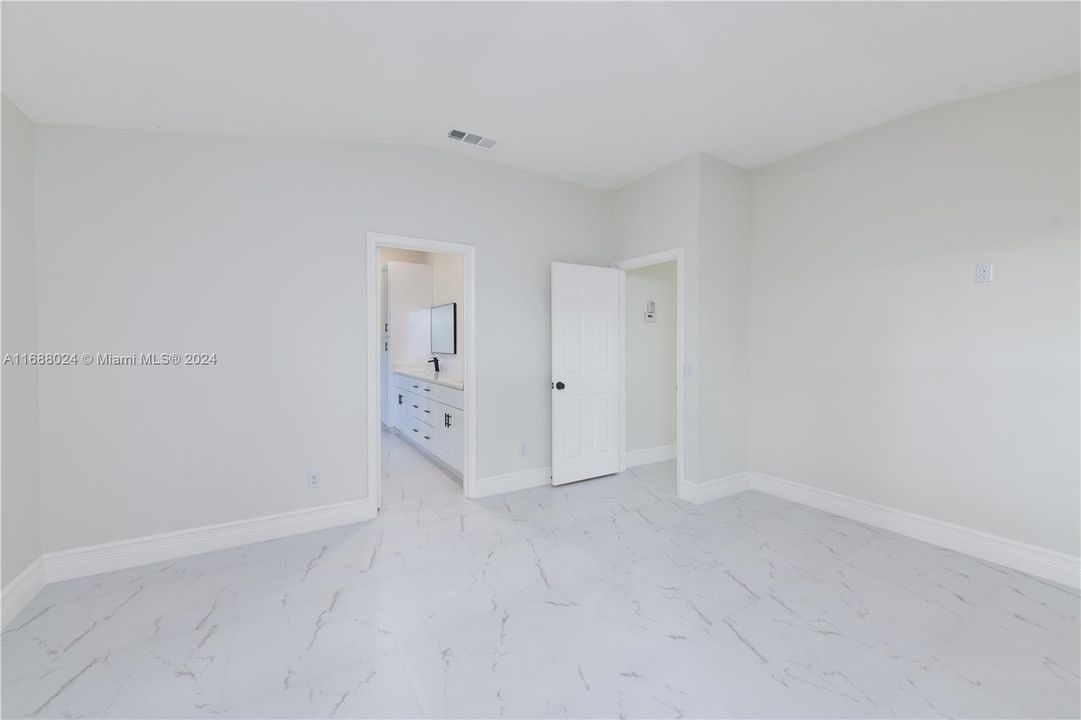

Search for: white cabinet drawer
xmin=396 ymin=374 xmax=425 ymax=393
xmin=405 ymin=419 xmax=436 ymax=450
xmin=407 ymin=394 xmax=436 ymax=426
xmin=425 ymin=383 xmax=463 ymax=410
xmin=392 ymin=373 xmax=464 ymax=410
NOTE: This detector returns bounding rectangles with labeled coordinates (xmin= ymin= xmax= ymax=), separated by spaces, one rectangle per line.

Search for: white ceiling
xmin=3 ymin=2 xmax=1078 ymax=189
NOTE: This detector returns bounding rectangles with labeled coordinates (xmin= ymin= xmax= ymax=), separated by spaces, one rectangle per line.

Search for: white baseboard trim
xmin=42 ymin=498 xmax=375 ymax=586
xmin=749 ymin=472 xmax=1080 ymax=589
xmin=4 ymin=499 xmax=375 ymax=627
xmin=625 ymin=444 xmax=676 ymax=468
xmin=680 ymin=472 xmax=752 ymax=505
xmin=10 ymin=467 xmax=1076 ymax=629
xmin=2 ymin=556 xmax=47 ymax=628
xmin=471 ymin=466 xmax=551 ymax=498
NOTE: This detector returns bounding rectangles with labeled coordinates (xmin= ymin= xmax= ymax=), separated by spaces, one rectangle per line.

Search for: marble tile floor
xmin=2 ymin=430 xmax=1078 ymax=718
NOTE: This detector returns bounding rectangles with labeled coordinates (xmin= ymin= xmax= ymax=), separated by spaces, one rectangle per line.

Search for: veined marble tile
xmin=546 ymin=668 xmax=736 ymax=719
xmin=720 ymin=593 xmax=947 ymax=717
xmin=763 ymin=562 xmax=971 ymax=658
xmin=3 ymin=615 xmax=233 ymax=719
xmin=375 ymin=539 xmax=552 ymax=647
xmin=223 ymin=650 xmax=423 ymax=719
xmin=397 ymin=594 xmax=679 ymax=719
xmin=3 ymin=430 xmax=1078 ymax=718
xmin=596 ymin=633 xmax=831 ymax=718
xmin=919 ymin=582 xmax=1080 ymax=719
xmin=220 ymin=583 xmax=398 ymax=705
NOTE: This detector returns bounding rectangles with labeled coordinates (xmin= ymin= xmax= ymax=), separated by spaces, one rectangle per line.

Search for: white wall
xmin=379 ymin=249 xmax=464 ymax=376
xmin=379 ymin=248 xmax=428 ymax=267
xmin=613 ymin=156 xmax=702 ymax=485
xmin=612 ymin=152 xmax=752 ymax=486
xmin=34 ymin=126 xmax=611 ymax=552
xmin=384 ymin=261 xmax=434 ymax=369
xmin=698 ymin=154 xmax=751 ymax=482
xmin=1 ymin=97 xmax=42 ymax=585
xmin=429 ymin=252 xmax=465 ymax=378
xmin=624 ymin=261 xmax=676 ymax=453
xmin=749 ymin=75 xmax=1080 ymax=555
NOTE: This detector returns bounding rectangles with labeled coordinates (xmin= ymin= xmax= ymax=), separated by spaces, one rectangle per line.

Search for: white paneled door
xmin=551 ymin=262 xmax=620 ymax=486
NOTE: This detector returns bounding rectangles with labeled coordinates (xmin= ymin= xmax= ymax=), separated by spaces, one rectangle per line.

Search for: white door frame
xmin=366 ymin=232 xmax=477 ymax=508
xmin=613 ymin=248 xmax=685 ymax=496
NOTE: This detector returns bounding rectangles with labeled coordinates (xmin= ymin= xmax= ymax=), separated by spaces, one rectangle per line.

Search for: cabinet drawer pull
xmin=424 ymin=409 xmax=431 ymax=414
xmin=423 ymin=435 xmax=431 ymax=440
xmin=412 ymin=404 xmax=419 ymax=409
xmin=423 ymin=388 xmax=431 ymax=392
xmin=412 ymin=384 xmax=419 ymax=389
xmin=411 ymin=428 xmax=418 ymax=433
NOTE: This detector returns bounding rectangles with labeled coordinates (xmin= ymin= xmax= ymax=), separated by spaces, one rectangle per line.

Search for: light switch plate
xmin=975 ymin=262 xmax=993 ymax=283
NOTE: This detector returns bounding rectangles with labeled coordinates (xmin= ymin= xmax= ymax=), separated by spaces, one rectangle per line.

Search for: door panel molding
xmin=551 ymin=262 xmax=621 ymax=486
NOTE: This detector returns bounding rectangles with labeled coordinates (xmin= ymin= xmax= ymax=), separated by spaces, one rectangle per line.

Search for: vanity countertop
xmin=393 ymin=367 xmax=464 ymax=390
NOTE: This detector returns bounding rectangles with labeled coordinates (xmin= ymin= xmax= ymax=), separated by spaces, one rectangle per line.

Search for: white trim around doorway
xmin=613 ymin=248 xmax=685 ymax=498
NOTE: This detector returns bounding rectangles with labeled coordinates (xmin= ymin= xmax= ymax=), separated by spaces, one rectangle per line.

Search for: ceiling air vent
xmin=447 ymin=128 xmax=497 ymax=150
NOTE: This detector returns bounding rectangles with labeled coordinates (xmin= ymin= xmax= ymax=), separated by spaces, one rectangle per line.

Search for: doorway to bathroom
xmin=366 ymin=232 xmax=476 ymax=510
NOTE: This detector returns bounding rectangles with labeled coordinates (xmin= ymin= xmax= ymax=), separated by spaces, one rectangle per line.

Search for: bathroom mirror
xmin=431 ymin=303 xmax=456 ymax=354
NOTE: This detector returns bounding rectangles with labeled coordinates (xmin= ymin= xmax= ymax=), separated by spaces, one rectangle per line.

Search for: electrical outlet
xmin=307 ymin=473 xmax=321 ymax=490
xmin=975 ymin=262 xmax=993 ymax=283
xmin=519 ymin=442 xmax=528 ymax=458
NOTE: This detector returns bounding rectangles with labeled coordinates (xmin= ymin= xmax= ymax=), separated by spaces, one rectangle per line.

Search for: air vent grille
xmin=447 ymin=128 xmax=497 ymax=150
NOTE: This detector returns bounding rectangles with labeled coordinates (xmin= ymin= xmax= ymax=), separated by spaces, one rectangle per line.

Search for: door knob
xmin=555 ymin=381 xmax=566 ymax=390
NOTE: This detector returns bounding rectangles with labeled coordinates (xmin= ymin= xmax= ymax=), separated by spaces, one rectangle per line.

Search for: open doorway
xmin=616 ymin=249 xmax=684 ymax=496
xmin=366 ymin=233 xmax=476 ymax=510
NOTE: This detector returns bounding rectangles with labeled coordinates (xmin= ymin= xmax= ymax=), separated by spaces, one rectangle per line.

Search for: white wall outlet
xmin=683 ymin=364 xmax=694 ymax=379
xmin=975 ymin=262 xmax=993 ymax=283
xmin=519 ymin=442 xmax=528 ymax=458
xmin=307 ymin=473 xmax=321 ymax=490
